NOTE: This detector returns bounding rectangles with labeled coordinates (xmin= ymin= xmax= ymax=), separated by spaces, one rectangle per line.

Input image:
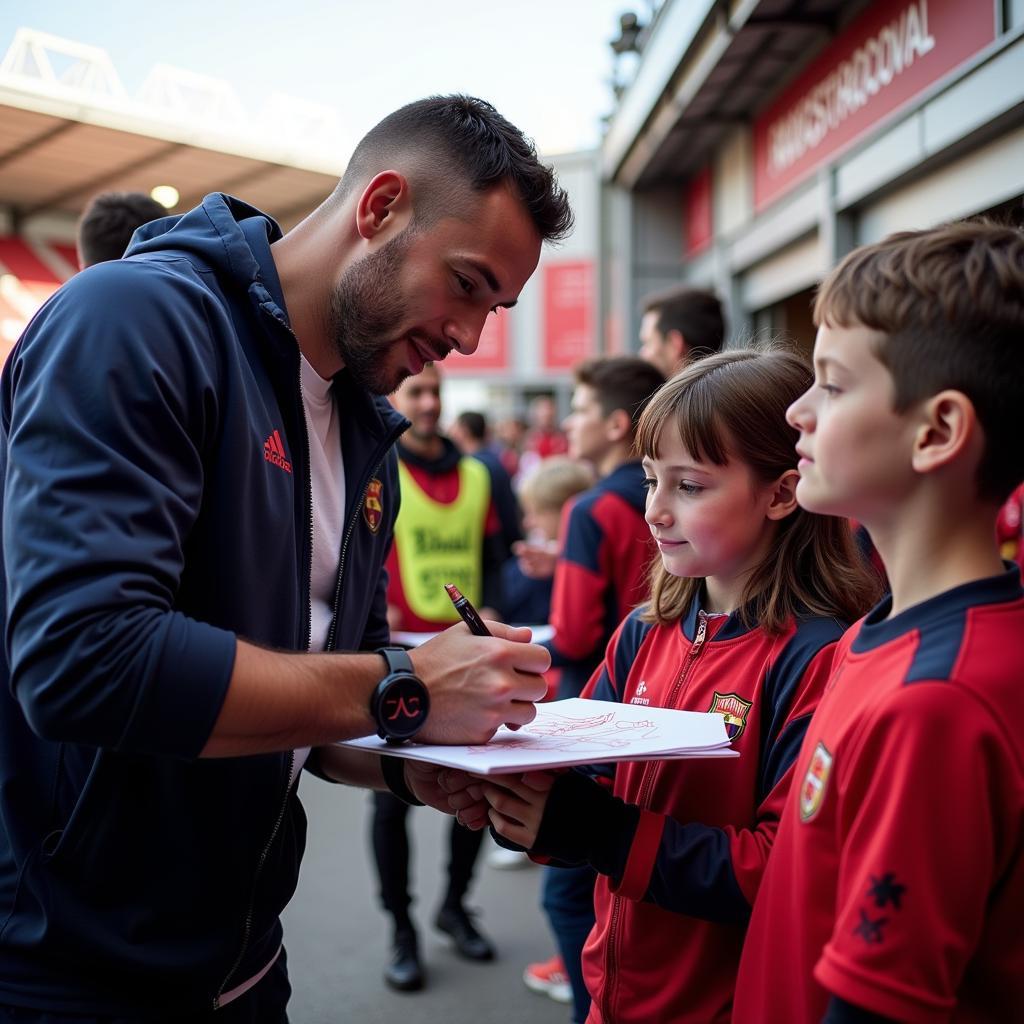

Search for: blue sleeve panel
xmin=822 ymin=996 xmax=898 ymax=1023
xmin=758 ymin=616 xmax=846 ymax=802
xmin=644 ymin=819 xmax=751 ymax=924
xmin=643 ymin=616 xmax=845 ymax=925
xmin=560 ymin=493 xmax=604 ymax=573
xmin=2 ymin=264 xmax=238 ymax=759
xmin=532 ymin=768 xmax=640 ymax=876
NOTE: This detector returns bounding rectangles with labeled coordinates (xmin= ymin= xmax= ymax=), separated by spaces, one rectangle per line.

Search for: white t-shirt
xmin=291 ymin=354 xmax=346 ymax=784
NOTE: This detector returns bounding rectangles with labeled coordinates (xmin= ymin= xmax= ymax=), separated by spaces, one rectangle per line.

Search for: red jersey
xmin=578 ymin=598 xmax=843 ymax=1024
xmin=526 ymin=427 xmax=568 ymax=460
xmin=734 ymin=567 xmax=1024 ymax=1024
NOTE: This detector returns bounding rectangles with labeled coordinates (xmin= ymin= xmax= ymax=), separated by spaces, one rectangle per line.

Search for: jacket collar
xmin=851 ymin=563 xmax=1022 ymax=653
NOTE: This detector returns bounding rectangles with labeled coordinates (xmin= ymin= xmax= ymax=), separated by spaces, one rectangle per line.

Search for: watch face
xmin=378 ymin=675 xmax=429 ymax=740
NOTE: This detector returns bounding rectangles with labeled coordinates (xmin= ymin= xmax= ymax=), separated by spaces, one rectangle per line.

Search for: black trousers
xmin=371 ymin=790 xmax=484 ymax=927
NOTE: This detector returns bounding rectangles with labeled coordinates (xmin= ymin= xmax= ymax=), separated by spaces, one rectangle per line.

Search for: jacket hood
xmin=127 ymin=193 xmax=281 ymax=288
xmin=396 ymin=434 xmax=462 ymax=474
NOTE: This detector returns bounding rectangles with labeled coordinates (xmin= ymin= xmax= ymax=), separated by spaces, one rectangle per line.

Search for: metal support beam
xmin=0 ymin=120 xmax=76 ymax=172
xmin=22 ymin=140 xmax=184 ymax=216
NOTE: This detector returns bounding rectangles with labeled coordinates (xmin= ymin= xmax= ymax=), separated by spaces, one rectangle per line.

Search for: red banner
xmin=543 ymin=261 xmax=594 ymax=370
xmin=685 ymin=166 xmax=713 ymax=257
xmin=443 ymin=305 xmax=509 ymax=374
xmin=753 ymin=0 xmax=995 ymax=211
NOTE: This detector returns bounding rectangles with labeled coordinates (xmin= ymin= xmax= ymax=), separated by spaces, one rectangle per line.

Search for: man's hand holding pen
xmin=394 ymin=584 xmax=548 ymax=816
xmin=406 ymin=619 xmax=549 ymax=746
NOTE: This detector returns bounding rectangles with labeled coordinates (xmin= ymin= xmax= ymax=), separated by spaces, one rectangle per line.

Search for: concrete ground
xmin=281 ymin=772 xmax=572 ymax=1024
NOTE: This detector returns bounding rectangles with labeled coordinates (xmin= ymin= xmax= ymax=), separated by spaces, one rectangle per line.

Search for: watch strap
xmin=380 ymin=754 xmax=424 ymax=806
xmin=376 ymin=645 xmax=414 ymax=675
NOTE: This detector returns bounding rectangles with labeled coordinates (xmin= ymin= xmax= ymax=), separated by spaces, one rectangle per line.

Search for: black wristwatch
xmin=371 ymin=647 xmax=430 ymax=743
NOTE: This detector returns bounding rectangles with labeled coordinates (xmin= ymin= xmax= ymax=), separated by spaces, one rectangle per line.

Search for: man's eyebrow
xmin=464 ymin=258 xmax=518 ymax=309
xmin=465 ymin=258 xmax=500 ymax=292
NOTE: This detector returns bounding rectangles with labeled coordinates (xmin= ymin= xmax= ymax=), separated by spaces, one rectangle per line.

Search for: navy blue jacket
xmin=0 ymin=194 xmax=407 ymax=1014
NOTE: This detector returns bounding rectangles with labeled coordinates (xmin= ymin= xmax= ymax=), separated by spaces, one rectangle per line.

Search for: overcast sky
xmin=1 ymin=0 xmax=645 ymax=156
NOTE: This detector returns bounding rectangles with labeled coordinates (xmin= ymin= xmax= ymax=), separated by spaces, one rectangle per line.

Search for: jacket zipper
xmin=212 ymin=751 xmax=294 ymax=1010
xmin=214 ymin=313 xmax=311 ymax=1009
xmin=213 ymin=334 xmax=405 ymax=1007
xmin=600 ymin=610 xmax=709 ymax=1023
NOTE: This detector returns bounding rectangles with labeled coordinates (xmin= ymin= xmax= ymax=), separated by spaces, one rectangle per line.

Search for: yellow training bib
xmin=394 ymin=458 xmax=490 ymax=623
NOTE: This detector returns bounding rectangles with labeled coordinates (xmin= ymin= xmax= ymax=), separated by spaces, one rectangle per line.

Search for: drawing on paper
xmin=466 ymin=709 xmax=661 ymax=755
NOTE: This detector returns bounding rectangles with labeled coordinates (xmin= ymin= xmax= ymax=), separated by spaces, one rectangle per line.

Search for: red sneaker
xmin=523 ymin=953 xmax=572 ymax=1004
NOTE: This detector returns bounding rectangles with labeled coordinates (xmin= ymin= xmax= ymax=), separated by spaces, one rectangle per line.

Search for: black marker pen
xmin=444 ymin=582 xmax=492 ymax=636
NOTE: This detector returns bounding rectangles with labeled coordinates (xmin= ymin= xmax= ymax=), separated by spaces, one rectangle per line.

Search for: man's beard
xmin=328 ymin=230 xmax=413 ymax=395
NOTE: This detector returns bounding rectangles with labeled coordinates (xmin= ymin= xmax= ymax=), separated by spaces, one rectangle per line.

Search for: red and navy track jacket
xmin=578 ymin=597 xmax=845 ymax=1024
xmin=547 ymin=460 xmax=653 ymax=698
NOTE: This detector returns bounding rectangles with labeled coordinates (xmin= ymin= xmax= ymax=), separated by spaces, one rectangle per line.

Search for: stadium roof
xmin=0 ymin=28 xmax=346 ymax=230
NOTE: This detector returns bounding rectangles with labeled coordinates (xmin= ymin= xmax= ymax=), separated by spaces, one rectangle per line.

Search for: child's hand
xmin=512 ymin=540 xmax=559 ymax=580
xmin=427 ymin=766 xmax=489 ymax=829
xmin=480 ymin=770 xmax=557 ymax=849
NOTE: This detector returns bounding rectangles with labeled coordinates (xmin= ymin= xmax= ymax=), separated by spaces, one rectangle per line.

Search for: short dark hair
xmin=642 ymin=286 xmax=725 ymax=356
xmin=815 ymin=220 xmax=1024 ymax=502
xmin=574 ymin=356 xmax=665 ymax=439
xmin=336 ymin=95 xmax=573 ymax=243
xmin=454 ymin=410 xmax=488 ymax=442
xmin=77 ymin=191 xmax=168 ymax=267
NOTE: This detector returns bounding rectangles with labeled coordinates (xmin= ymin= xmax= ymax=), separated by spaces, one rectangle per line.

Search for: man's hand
xmin=512 ymin=539 xmax=558 ymax=580
xmin=480 ymin=770 xmax=557 ymax=849
xmin=410 ymin=621 xmax=549 ymax=745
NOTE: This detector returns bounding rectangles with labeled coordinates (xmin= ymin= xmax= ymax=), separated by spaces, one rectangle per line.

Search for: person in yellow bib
xmin=374 ymin=361 xmax=508 ymax=992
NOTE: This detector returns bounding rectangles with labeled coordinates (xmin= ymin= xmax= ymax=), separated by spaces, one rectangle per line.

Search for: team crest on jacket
xmin=363 ymin=478 xmax=383 ymax=533
xmin=708 ymin=691 xmax=752 ymax=740
xmin=799 ymin=741 xmax=833 ymax=822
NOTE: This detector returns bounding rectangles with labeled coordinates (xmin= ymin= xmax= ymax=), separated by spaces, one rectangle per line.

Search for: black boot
xmin=434 ymin=905 xmax=495 ymax=962
xmin=383 ymin=927 xmax=424 ymax=992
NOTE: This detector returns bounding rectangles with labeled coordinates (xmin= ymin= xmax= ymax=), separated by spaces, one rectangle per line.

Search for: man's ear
xmin=666 ymin=329 xmax=687 ymax=363
xmin=354 ymin=170 xmax=411 ymax=241
xmin=911 ymin=390 xmax=979 ymax=476
xmin=765 ymin=468 xmax=801 ymax=521
xmin=605 ymin=408 xmax=632 ymax=444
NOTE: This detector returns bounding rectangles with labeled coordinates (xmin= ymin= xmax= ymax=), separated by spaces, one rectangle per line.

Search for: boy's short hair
xmin=77 ymin=191 xmax=168 ymax=267
xmin=814 ymin=220 xmax=1024 ymax=502
xmin=574 ymin=356 xmax=665 ymax=439
xmin=518 ymin=456 xmax=594 ymax=512
xmin=642 ymin=286 xmax=726 ymax=356
xmin=454 ymin=410 xmax=488 ymax=442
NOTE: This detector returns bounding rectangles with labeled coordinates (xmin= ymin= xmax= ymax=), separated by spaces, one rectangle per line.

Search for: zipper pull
xmin=690 ymin=610 xmax=708 ymax=657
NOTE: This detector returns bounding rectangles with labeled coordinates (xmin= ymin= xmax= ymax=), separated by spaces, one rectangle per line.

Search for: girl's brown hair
xmin=636 ymin=349 xmax=881 ymax=633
